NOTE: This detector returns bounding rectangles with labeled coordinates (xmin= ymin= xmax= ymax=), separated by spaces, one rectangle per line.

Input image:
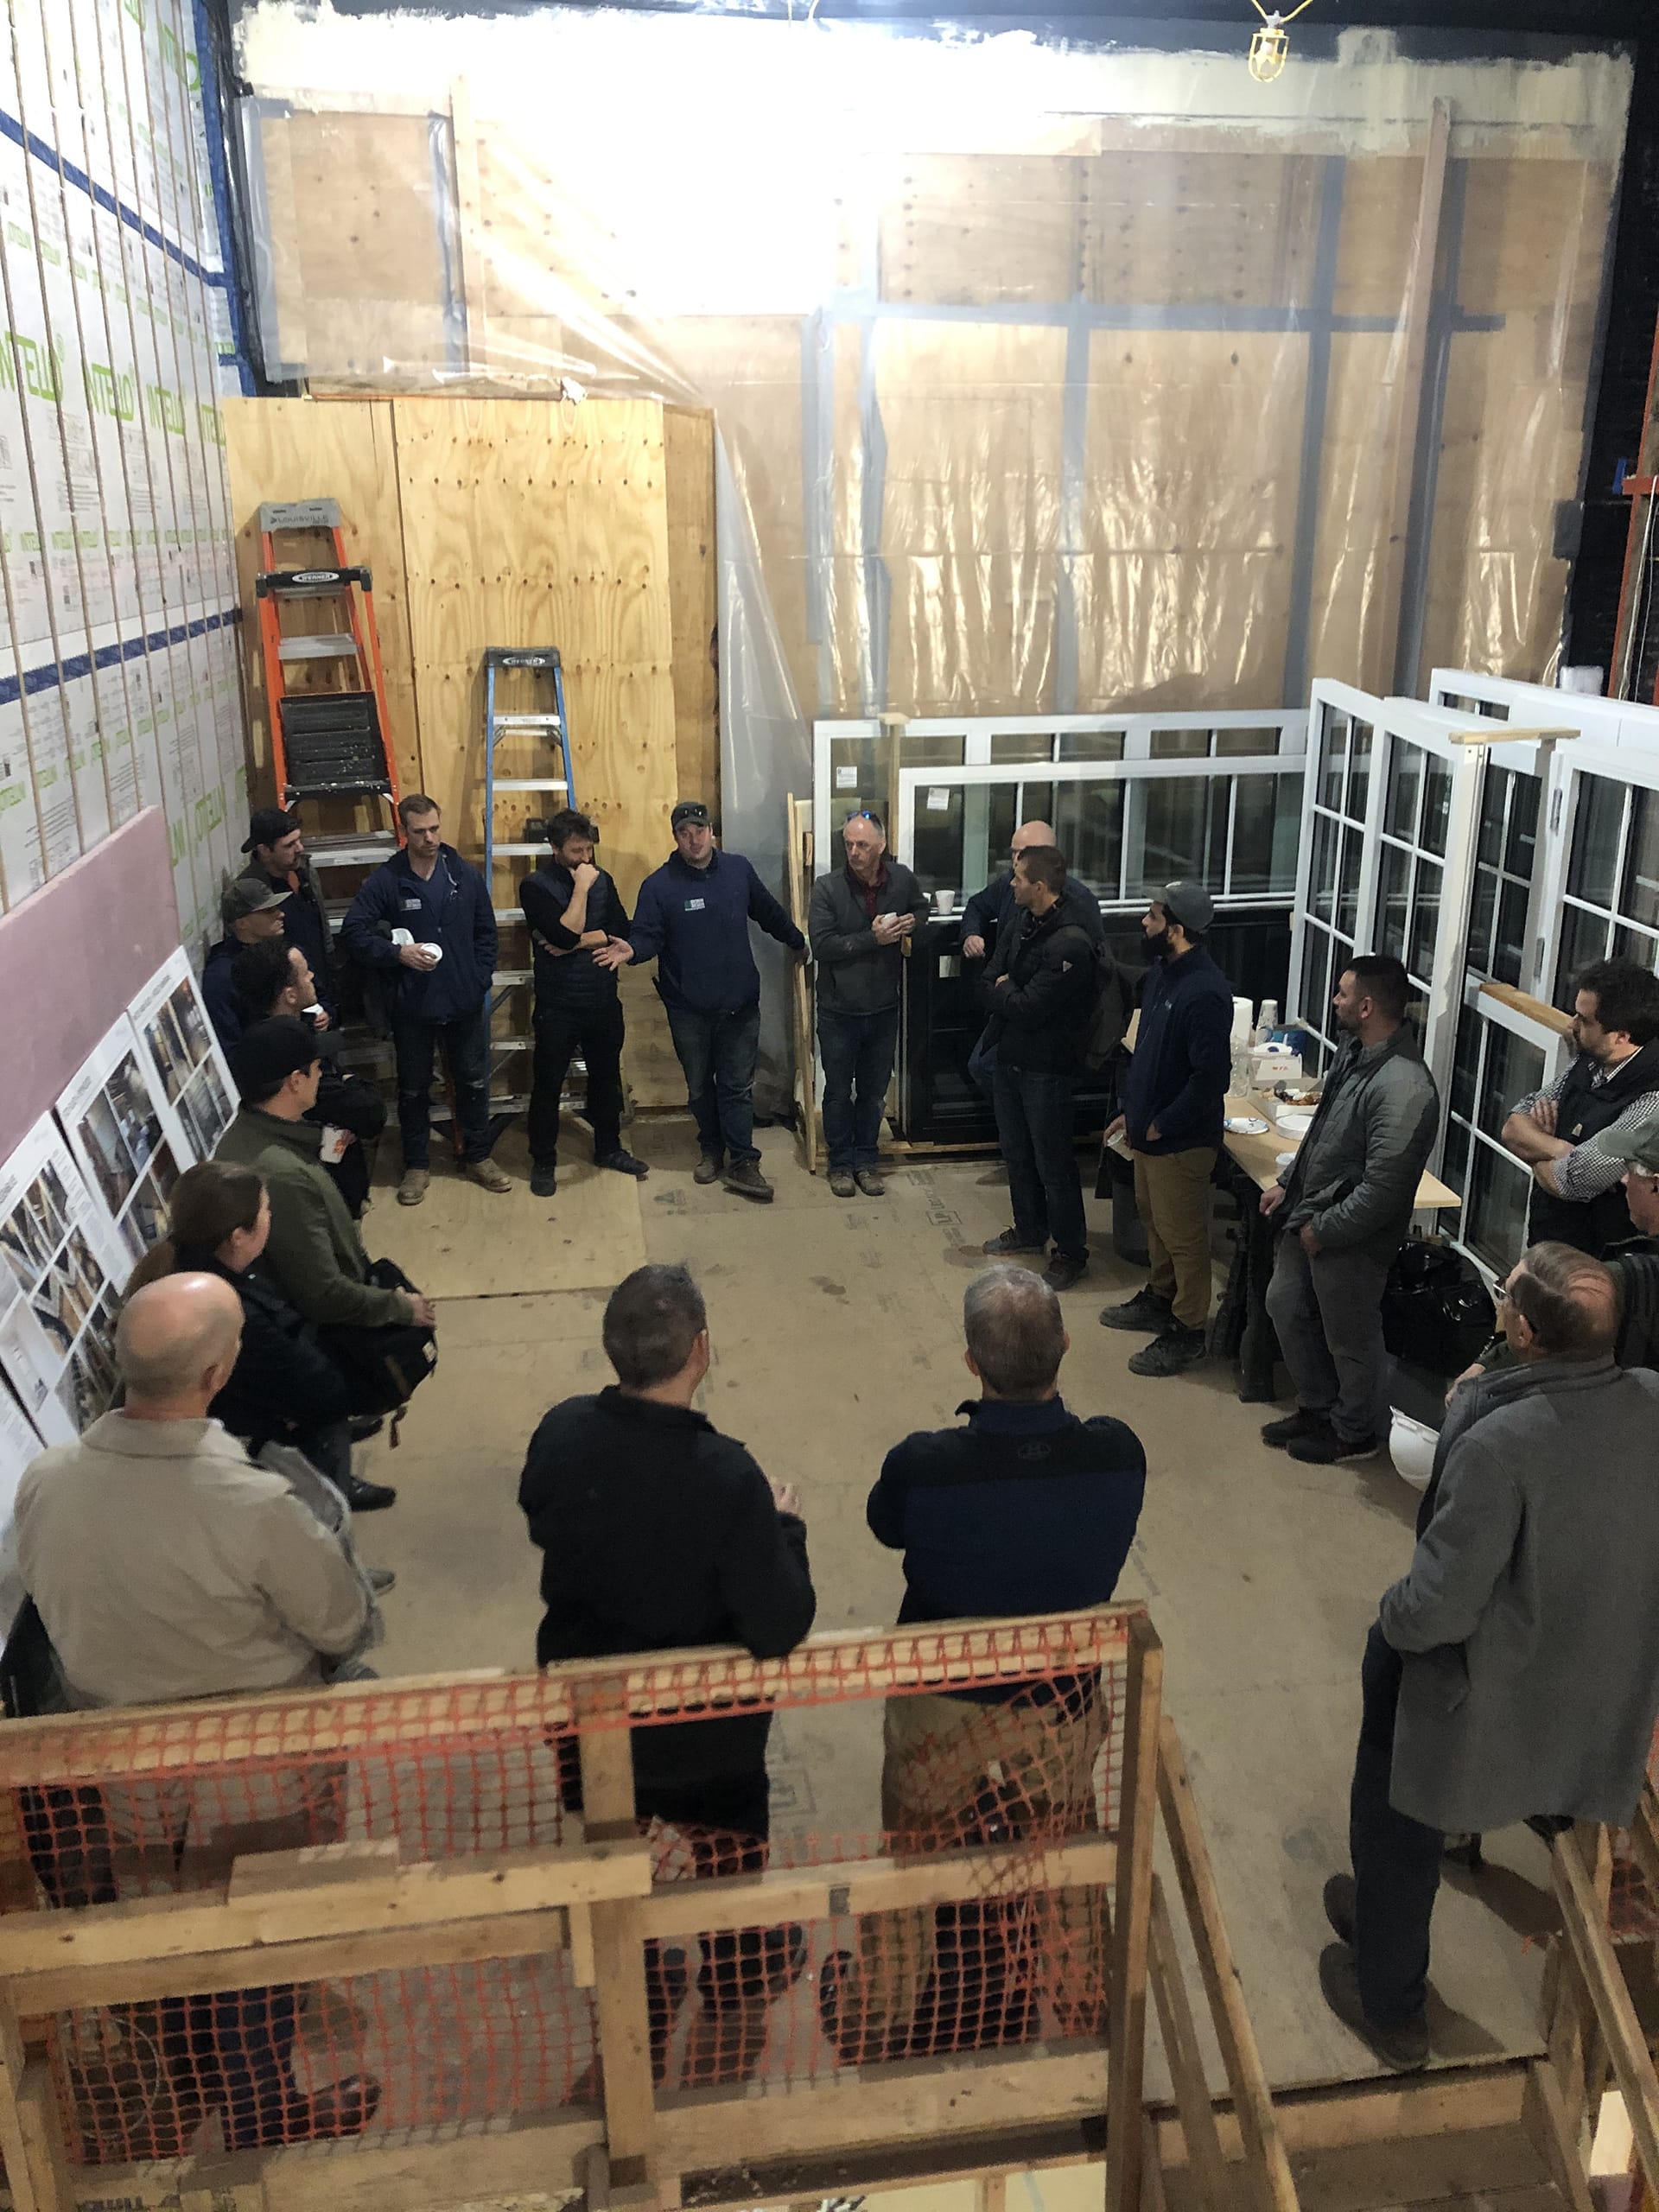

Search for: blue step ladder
xmin=480 ymin=647 xmax=578 ymax=1116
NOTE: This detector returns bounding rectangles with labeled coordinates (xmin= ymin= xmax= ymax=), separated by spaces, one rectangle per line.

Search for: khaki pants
xmin=1133 ymin=1146 xmax=1218 ymax=1328
xmin=822 ymin=1688 xmax=1109 ymax=2061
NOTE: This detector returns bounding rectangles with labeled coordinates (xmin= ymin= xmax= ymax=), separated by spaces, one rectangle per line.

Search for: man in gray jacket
xmin=1319 ymin=1243 xmax=1659 ymax=2071
xmin=808 ymin=810 xmax=928 ymax=1198
xmin=1261 ymin=955 xmax=1439 ymax=1464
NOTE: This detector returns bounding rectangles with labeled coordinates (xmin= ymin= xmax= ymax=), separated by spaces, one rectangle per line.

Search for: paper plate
xmin=1224 ymin=1114 xmax=1269 ymax=1135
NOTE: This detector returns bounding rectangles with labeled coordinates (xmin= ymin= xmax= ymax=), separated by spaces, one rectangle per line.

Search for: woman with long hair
xmin=128 ymin=1162 xmax=392 ymax=1511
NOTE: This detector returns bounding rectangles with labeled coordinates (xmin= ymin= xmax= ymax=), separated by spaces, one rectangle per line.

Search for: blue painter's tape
xmin=0 ymin=105 xmax=213 ymax=289
xmin=0 ymin=608 xmax=237 ymax=708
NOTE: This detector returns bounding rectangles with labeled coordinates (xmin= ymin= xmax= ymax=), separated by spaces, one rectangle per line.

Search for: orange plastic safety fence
xmin=0 ymin=1612 xmax=1135 ymax=2166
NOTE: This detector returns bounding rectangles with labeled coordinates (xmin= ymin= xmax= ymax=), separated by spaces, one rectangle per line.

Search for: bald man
xmin=1319 ymin=1243 xmax=1659 ymax=2073
xmin=16 ymin=1274 xmax=369 ymax=1708
xmin=959 ymin=823 xmax=1103 ymax=1105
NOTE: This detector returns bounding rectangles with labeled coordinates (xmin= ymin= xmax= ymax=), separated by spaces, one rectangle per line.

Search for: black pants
xmin=994 ymin=1062 xmax=1086 ymax=1259
xmin=390 ymin=1005 xmax=492 ymax=1168
xmin=528 ymin=999 xmax=624 ymax=1170
xmin=1349 ymin=1622 xmax=1443 ymax=2026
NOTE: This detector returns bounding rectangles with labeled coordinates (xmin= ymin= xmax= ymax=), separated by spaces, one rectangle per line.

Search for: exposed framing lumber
xmin=579 ymin=1726 xmax=661 ymax=2190
xmin=1106 ymin=1615 xmax=1163 ymax=2212
xmin=1384 ymin=97 xmax=1453 ymax=696
xmin=1147 ymin=1874 xmax=1230 ymax=2211
xmin=447 ymin=77 xmax=486 ymax=367
xmin=1155 ymin=1715 xmax=1299 ymax=2212
xmin=1550 ymin=1824 xmax=1659 ymax=2195
xmin=786 ymin=793 xmax=818 ymax=1172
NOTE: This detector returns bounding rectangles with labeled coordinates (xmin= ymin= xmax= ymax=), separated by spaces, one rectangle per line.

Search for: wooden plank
xmin=9 ymin=1905 xmax=570 ymax=2018
xmin=1156 ymin=1717 xmax=1299 ymax=2212
xmin=1147 ymin=1876 xmax=1230 ymax=2212
xmin=1384 ymin=98 xmax=1452 ymax=696
xmin=1222 ymin=1090 xmax=1459 ymax=1208
xmin=0 ymin=1994 xmax=59 ymax=2212
xmin=1522 ymin=2058 xmax=1595 ymax=2212
xmin=448 ymin=77 xmax=486 ymax=370
xmin=638 ymin=1834 xmax=1116 ymax=1941
xmin=0 ymin=1836 xmax=651 ymax=1977
xmin=0 ymin=1609 xmax=1138 ymax=1782
xmin=12 ymin=2056 xmax=76 ymax=2212
xmin=786 ymin=795 xmax=817 ymax=1173
xmin=1105 ymin=1614 xmax=1162 ymax=2212
xmin=579 ymin=1724 xmax=659 ymax=2185
xmin=663 ymin=407 xmax=719 ymax=819
xmin=1479 ymin=980 xmax=1575 ymax=1038
xmin=1551 ymin=1827 xmax=1659 ymax=2196
xmin=222 ymin=395 xmax=423 ymax=808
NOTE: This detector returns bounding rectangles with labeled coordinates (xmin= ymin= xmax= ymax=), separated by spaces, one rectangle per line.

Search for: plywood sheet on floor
xmin=364 ymin=1124 xmax=645 ymax=1298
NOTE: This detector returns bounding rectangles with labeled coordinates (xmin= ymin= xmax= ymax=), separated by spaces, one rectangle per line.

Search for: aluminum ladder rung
xmin=277 ymin=635 xmax=361 ymax=662
xmin=491 ymin=713 xmax=563 ymax=731
xmin=492 ymin=778 xmax=569 ymax=793
xmin=306 ymin=835 xmax=399 ymax=868
xmin=493 ymin=842 xmax=547 ymax=858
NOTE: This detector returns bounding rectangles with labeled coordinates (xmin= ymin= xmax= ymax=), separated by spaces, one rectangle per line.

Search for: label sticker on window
xmin=835 ymin=766 xmax=857 ymax=790
xmin=926 ymin=787 xmax=950 ymax=812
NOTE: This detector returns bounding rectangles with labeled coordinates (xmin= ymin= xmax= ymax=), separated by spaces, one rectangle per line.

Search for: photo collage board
xmin=0 ymin=950 xmax=239 ymax=1448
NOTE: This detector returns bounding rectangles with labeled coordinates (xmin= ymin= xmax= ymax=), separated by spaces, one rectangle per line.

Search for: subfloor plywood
xmin=363 ymin=1122 xmax=646 ymax=1299
xmin=350 ymin=1119 xmax=1550 ymax=2100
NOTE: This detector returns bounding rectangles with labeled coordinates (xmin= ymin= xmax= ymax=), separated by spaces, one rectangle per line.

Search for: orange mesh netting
xmin=0 ymin=1611 xmax=1135 ymax=2165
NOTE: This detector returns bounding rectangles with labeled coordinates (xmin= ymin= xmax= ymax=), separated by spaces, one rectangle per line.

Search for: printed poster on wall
xmin=129 ymin=948 xmax=238 ymax=1164
xmin=57 ymin=1017 xmax=189 ymax=1273
xmin=0 ymin=1379 xmax=45 ymax=1634
xmin=0 ymin=1112 xmax=128 ymax=1445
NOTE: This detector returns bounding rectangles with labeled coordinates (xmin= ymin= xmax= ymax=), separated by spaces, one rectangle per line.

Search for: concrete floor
xmin=351 ymin=1117 xmax=1554 ymax=2098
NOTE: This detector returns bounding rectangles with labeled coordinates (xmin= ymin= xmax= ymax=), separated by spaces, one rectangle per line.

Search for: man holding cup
xmin=807 ymin=810 xmax=929 ymax=1198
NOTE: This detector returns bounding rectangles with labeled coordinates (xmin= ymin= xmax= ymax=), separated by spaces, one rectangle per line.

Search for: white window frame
xmin=1440 ymin=979 xmax=1573 ymax=1285
xmin=1535 ymin=740 xmax=1659 ymax=1001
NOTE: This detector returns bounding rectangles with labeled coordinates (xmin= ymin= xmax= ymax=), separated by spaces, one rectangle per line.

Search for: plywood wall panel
xmin=878 ymin=155 xmax=1080 ymax=306
xmin=664 ymin=406 xmax=719 ymax=817
xmin=1080 ymin=152 xmax=1321 ymax=308
xmin=1332 ymin=160 xmax=1421 ymax=317
xmin=1305 ymin=334 xmax=1396 ymax=695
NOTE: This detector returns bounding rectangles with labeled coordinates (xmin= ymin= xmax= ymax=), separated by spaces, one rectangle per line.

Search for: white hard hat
xmin=1389 ymin=1410 xmax=1437 ymax=1492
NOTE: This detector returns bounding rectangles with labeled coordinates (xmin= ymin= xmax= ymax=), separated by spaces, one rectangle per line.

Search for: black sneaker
xmin=722 ymin=1159 xmax=774 ymax=1203
xmin=1287 ymin=1427 xmax=1383 ymax=1465
xmin=1098 ymin=1287 xmax=1173 ymax=1334
xmin=982 ymin=1230 xmax=1046 ymax=1255
xmin=693 ymin=1154 xmax=722 ymax=1185
xmin=1128 ymin=1324 xmax=1208 ymax=1377
xmin=1261 ymin=1407 xmax=1330 ymax=1450
xmin=1317 ymin=1943 xmax=1428 ymax=2072
xmin=1323 ymin=1872 xmax=1356 ymax=1945
xmin=597 ymin=1149 xmax=650 ymax=1179
xmin=531 ymin=1166 xmax=557 ymax=1198
xmin=1043 ymin=1251 xmax=1089 ymax=1292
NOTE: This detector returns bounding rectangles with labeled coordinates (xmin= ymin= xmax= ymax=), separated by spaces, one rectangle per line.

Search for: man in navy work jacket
xmin=519 ymin=807 xmax=647 ymax=1200
xmin=596 ymin=800 xmax=805 ymax=1204
xmin=820 ymin=1263 xmax=1146 ymax=2064
xmin=1100 ymin=880 xmax=1232 ymax=1378
xmin=340 ymin=794 xmax=510 ymax=1205
xmin=202 ymin=878 xmax=290 ymax=1052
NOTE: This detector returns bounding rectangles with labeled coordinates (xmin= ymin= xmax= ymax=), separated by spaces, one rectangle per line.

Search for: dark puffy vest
xmin=1529 ymin=1041 xmax=1659 ymax=1256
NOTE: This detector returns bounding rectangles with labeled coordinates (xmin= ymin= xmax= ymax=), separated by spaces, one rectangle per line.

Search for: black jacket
xmin=962 ymin=872 xmax=1103 ymax=953
xmin=519 ymin=860 xmax=631 ymax=1012
xmin=519 ymin=1388 xmax=816 ymax=1784
xmin=171 ymin=1246 xmax=350 ymax=1448
xmin=1120 ymin=946 xmax=1234 ymax=1154
xmin=981 ymin=902 xmax=1096 ymax=1072
xmin=808 ymin=861 xmax=930 ymax=1015
xmin=241 ymin=855 xmax=335 ymax=1015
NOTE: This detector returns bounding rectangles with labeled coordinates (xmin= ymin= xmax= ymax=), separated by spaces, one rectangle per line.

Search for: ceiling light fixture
xmin=1249 ymin=0 xmax=1315 ymax=83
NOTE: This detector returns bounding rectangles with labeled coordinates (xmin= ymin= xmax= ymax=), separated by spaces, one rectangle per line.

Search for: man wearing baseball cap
xmin=596 ymin=801 xmax=806 ymax=1202
xmin=239 ymin=808 xmax=335 ymax=1019
xmin=1100 ymin=881 xmax=1234 ymax=1376
xmin=202 ymin=877 xmax=291 ymax=1052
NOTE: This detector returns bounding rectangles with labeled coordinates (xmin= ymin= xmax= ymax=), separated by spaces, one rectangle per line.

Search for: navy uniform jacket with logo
xmin=626 ymin=848 xmax=804 ymax=1014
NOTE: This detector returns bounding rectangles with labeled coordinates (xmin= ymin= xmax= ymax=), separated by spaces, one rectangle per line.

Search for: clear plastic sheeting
xmin=233 ymin=4 xmax=1631 ymax=732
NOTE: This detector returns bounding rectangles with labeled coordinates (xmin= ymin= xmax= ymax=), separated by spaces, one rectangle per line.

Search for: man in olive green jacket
xmin=218 ymin=1020 xmax=437 ymax=1336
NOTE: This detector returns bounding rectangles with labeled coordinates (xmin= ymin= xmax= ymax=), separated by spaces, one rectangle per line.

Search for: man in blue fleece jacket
xmin=1100 ymin=880 xmax=1234 ymax=1377
xmin=597 ymin=801 xmax=804 ymax=1203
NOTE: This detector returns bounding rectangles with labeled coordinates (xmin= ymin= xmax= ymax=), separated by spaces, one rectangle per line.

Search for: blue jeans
xmin=817 ymin=1006 xmax=899 ymax=1173
xmin=993 ymin=1062 xmax=1085 ymax=1259
xmin=666 ymin=1003 xmax=761 ymax=1165
xmin=391 ymin=1003 xmax=492 ymax=1167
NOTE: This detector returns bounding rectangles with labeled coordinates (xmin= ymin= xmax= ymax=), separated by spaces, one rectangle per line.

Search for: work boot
xmin=1097 ymin=1286 xmax=1173 ymax=1333
xmin=1261 ymin=1407 xmax=1330 ymax=1450
xmin=982 ymin=1229 xmax=1045 ymax=1256
xmin=531 ymin=1166 xmax=558 ymax=1198
xmin=1043 ymin=1251 xmax=1089 ymax=1293
xmin=722 ymin=1159 xmax=773 ymax=1203
xmin=1128 ymin=1325 xmax=1208 ymax=1378
xmin=1287 ymin=1427 xmax=1383 ymax=1465
xmin=829 ymin=1170 xmax=857 ymax=1198
xmin=1317 ymin=1945 xmax=1428 ymax=2073
xmin=397 ymin=1168 xmax=429 ymax=1207
xmin=465 ymin=1157 xmax=512 ymax=1194
xmin=693 ymin=1154 xmax=723 ymax=1185
xmin=598 ymin=1149 xmax=649 ymax=1179
xmin=1323 ymin=1872 xmax=1356 ymax=1946
xmin=339 ymin=1471 xmax=397 ymax=1513
xmin=855 ymin=1168 xmax=886 ymax=1198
